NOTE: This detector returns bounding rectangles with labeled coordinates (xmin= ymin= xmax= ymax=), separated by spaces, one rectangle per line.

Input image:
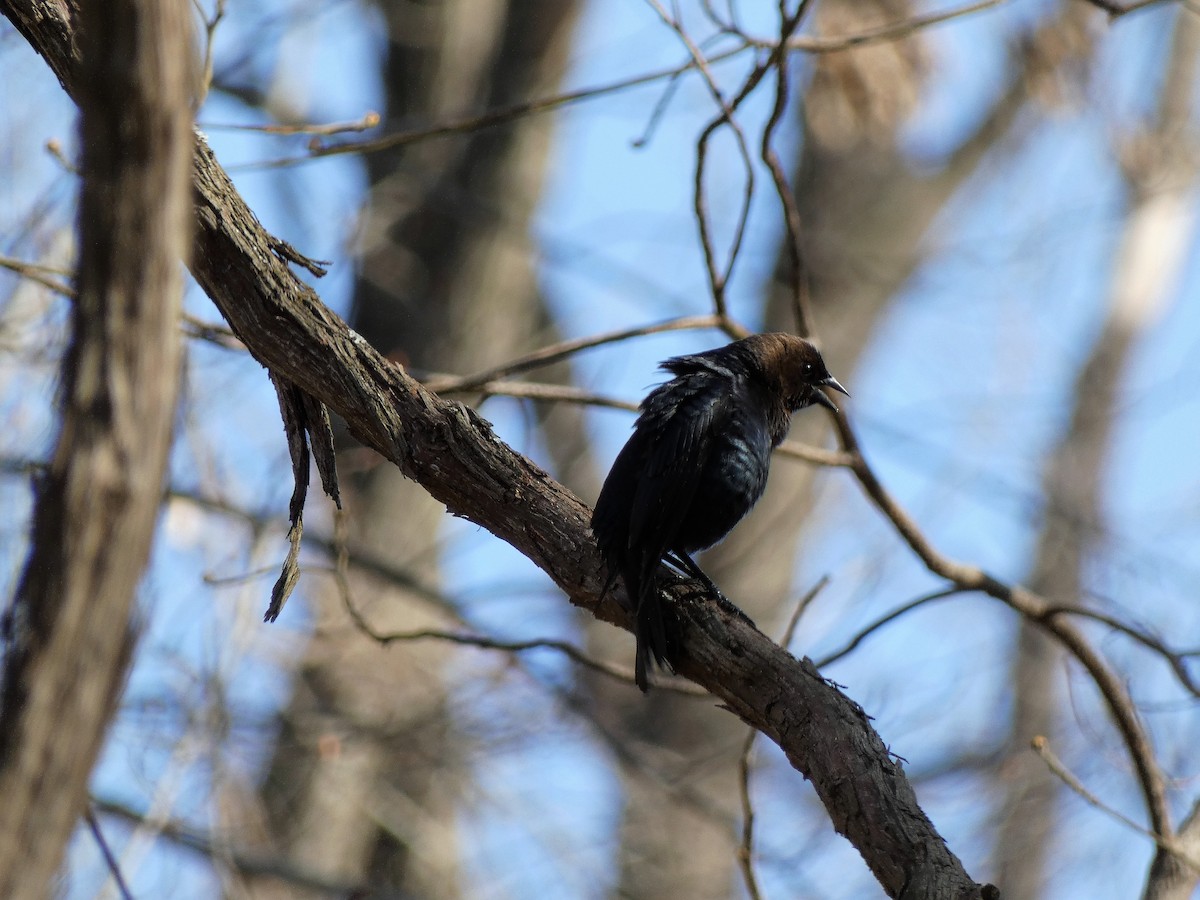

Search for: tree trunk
xmin=0 ymin=0 xmax=194 ymax=894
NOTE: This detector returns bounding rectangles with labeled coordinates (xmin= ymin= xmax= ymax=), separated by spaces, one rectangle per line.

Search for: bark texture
xmin=0 ymin=0 xmax=194 ymax=895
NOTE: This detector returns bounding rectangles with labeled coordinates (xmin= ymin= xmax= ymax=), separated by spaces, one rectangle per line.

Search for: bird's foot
xmin=666 ymin=551 xmax=756 ymax=628
xmin=722 ymin=595 xmax=756 ymax=629
xmin=699 ymin=587 xmax=755 ymax=629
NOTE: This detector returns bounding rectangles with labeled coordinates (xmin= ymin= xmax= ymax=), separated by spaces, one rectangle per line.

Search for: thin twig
xmin=0 ymin=255 xmax=74 ymax=296
xmin=236 ymin=45 xmax=757 ymax=171
xmin=182 ymin=314 xmax=243 ymax=350
xmin=783 ymin=574 xmax=830 ymax=647
xmin=776 ymin=439 xmax=854 ymax=468
xmin=330 ymin=513 xmax=705 ymax=694
xmin=194 ymin=0 xmax=226 ymax=107
xmin=422 ymin=314 xmax=725 ymax=394
xmin=1040 ymin=604 xmax=1200 ymax=697
xmin=1033 ymin=737 xmax=1200 ymax=873
xmin=1077 ymin=0 xmax=1179 ymax=19
xmin=472 ymin=382 xmax=638 ymax=412
xmin=736 ymin=723 xmax=764 ymax=900
xmin=45 ymin=137 xmax=77 ymax=174
xmin=436 ymin=380 xmax=851 ymax=466
xmin=816 ymin=587 xmax=967 ymax=668
xmin=775 ymin=0 xmax=1008 ymax=53
xmin=86 ymin=807 xmax=135 ymax=900
xmin=644 ymin=0 xmax=759 ymax=313
xmin=368 ymin=627 xmax=685 ymax=690
xmin=762 ymin=0 xmax=817 ymax=337
xmin=634 ymin=35 xmax=728 ymax=148
xmin=92 ymin=797 xmax=362 ymax=895
xmin=201 ymin=111 xmax=380 ymax=136
xmin=235 ymin=2 xmax=1014 ymax=171
xmin=830 ymin=410 xmax=1171 ymax=841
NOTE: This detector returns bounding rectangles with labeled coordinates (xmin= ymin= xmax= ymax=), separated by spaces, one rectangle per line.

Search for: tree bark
xmin=0 ymin=0 xmax=194 ymax=895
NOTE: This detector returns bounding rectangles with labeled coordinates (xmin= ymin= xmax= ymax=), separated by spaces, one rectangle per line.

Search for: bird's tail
xmin=634 ymin=585 xmax=677 ymax=692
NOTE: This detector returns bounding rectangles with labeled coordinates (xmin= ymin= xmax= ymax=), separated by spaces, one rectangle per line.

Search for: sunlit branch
xmin=1034 ymin=737 xmax=1200 ymax=873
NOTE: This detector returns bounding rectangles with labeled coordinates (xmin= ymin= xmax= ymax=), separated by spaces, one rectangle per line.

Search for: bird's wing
xmin=626 ymin=376 xmax=733 ymax=582
xmin=591 ymin=430 xmax=645 ymax=602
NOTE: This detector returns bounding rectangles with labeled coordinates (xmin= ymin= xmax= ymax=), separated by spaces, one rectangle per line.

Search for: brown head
xmin=742 ymin=332 xmax=849 ymax=414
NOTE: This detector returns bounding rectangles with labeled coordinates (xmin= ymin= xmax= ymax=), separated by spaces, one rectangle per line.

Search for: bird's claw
xmin=718 ymin=593 xmax=756 ymax=629
xmin=694 ymin=586 xmax=754 ymax=629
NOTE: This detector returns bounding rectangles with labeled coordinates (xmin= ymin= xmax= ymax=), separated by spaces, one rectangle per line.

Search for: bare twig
xmin=831 ymin=410 xmax=1171 ymax=840
xmin=182 ymin=314 xmax=242 ymax=350
xmin=234 ymin=1 xmax=1017 ymax=171
xmin=422 ymin=314 xmax=726 ymax=394
xmin=1040 ymin=604 xmax=1200 ymax=697
xmin=761 ymin=0 xmax=817 ymax=337
xmin=1077 ymin=0 xmax=1180 ymax=20
xmin=817 ymin=588 xmax=968 ymax=668
xmin=237 ymin=45 xmax=757 ymax=171
xmin=776 ymin=0 xmax=1008 ymax=53
xmin=201 ymin=111 xmax=381 ymax=136
xmin=644 ymin=0 xmax=760 ymax=313
xmin=0 ymin=263 xmax=242 ymax=355
xmin=333 ymin=556 xmax=704 ymax=696
xmin=86 ymin=808 xmax=135 ymax=900
xmin=1034 ymin=737 xmax=1200 ymax=873
xmin=194 ymin=0 xmax=225 ymax=107
xmin=632 ymin=46 xmax=694 ymax=148
xmin=93 ymin=797 xmax=363 ymax=895
xmin=326 ymin=505 xmax=706 ymax=694
xmin=782 ymin=574 xmax=830 ymax=646
xmin=736 ymin=723 xmax=764 ymax=900
xmin=473 ymin=382 xmax=638 ymax=411
xmin=436 ymin=379 xmax=851 ymax=467
xmin=44 ymin=138 xmax=77 ymax=173
xmin=0 ymin=255 xmax=73 ymax=296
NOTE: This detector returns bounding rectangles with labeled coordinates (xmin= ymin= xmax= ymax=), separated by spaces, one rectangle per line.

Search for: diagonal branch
xmin=832 ymin=410 xmax=1170 ymax=842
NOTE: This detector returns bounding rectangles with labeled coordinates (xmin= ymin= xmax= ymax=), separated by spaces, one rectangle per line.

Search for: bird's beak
xmin=822 ymin=376 xmax=850 ymax=397
xmin=812 ymin=376 xmax=848 ymax=413
xmin=812 ymin=387 xmax=839 ymax=412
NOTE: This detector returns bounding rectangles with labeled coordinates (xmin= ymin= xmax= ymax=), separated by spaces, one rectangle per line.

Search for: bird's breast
xmin=676 ymin=423 xmax=772 ymax=552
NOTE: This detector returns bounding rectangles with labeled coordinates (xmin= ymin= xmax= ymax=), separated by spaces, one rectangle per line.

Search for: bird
xmin=591 ymin=333 xmax=848 ymax=691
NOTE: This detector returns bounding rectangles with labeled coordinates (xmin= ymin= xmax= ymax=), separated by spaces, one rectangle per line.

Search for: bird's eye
xmin=803 ymin=363 xmax=814 ymax=373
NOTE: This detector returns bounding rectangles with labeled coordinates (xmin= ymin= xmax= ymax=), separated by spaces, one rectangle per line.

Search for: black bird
xmin=591 ymin=333 xmax=847 ymax=691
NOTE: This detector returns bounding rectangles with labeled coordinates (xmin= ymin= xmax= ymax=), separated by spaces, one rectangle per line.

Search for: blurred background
xmin=2 ymin=0 xmax=1199 ymax=897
